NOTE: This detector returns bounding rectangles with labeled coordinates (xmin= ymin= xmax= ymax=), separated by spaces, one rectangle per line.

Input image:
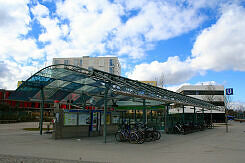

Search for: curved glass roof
xmin=9 ymin=64 xmax=217 ymax=110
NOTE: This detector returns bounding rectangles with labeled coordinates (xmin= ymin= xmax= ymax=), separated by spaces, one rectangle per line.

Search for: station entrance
xmin=9 ymin=64 xmax=218 ymax=142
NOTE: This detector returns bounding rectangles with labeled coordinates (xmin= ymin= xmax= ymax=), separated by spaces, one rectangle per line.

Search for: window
xmin=74 ymin=60 xmax=79 ymax=66
xmin=88 ymin=66 xmax=93 ymax=70
xmin=196 ymin=91 xmax=199 ymax=95
xmin=64 ymin=60 xmax=69 ymax=65
xmin=54 ymin=60 xmax=59 ymax=64
xmin=80 ymin=59 xmax=83 ymax=66
xmin=99 ymin=60 xmax=104 ymax=66
xmin=109 ymin=67 xmax=114 ymax=74
xmin=183 ymin=90 xmax=224 ymax=95
xmin=109 ymin=59 xmax=114 ymax=66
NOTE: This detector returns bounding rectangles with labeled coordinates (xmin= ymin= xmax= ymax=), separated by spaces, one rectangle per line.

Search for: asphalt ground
xmin=0 ymin=121 xmax=245 ymax=163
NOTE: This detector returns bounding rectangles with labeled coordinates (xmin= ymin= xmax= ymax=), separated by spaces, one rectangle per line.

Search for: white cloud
xmin=191 ymin=4 xmax=245 ymax=71
xmin=0 ymin=0 xmax=43 ymax=89
xmin=1 ymin=0 xmax=243 ymax=91
xmin=110 ymin=0 xmax=207 ymax=58
xmin=165 ymin=83 xmax=191 ymax=92
xmin=34 ymin=0 xmax=211 ymax=60
xmin=127 ymin=56 xmax=197 ymax=84
xmin=31 ymin=3 xmax=49 ymax=18
xmin=128 ymin=4 xmax=245 ymax=85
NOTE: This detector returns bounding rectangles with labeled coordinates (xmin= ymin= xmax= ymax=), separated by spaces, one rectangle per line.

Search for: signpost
xmin=225 ymin=88 xmax=233 ymax=133
xmin=225 ymin=88 xmax=233 ymax=95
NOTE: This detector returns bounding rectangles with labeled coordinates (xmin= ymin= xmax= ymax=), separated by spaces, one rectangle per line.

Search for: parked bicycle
xmin=115 ymin=123 xmax=161 ymax=144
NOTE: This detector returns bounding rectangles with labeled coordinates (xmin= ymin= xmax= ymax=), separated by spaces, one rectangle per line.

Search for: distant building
xmin=170 ymin=85 xmax=225 ymax=123
xmin=176 ymin=85 xmax=225 ymax=108
xmin=140 ymin=81 xmax=157 ymax=86
xmin=53 ymin=56 xmax=121 ymax=76
xmin=17 ymin=81 xmax=23 ymax=88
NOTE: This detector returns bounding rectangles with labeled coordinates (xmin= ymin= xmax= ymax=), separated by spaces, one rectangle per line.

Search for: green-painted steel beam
xmin=40 ymin=87 xmax=44 ymax=135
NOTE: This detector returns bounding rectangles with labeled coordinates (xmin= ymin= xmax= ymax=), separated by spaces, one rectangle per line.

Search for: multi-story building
xmin=177 ymin=85 xmax=225 ymax=108
xmin=53 ymin=56 xmax=121 ymax=76
xmin=170 ymin=85 xmax=225 ymax=123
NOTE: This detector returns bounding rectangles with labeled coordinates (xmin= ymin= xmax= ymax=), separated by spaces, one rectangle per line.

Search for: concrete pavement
xmin=0 ymin=121 xmax=244 ymax=163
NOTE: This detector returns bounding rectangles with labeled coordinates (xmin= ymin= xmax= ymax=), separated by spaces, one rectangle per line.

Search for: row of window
xmin=54 ymin=59 xmax=116 ymax=67
xmin=182 ymin=90 xmax=224 ymax=95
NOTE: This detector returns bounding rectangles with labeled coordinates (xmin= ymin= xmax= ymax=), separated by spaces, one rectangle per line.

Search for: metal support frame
xmin=11 ymin=64 xmax=218 ymax=111
xmin=193 ymin=106 xmax=196 ymax=125
xmin=182 ymin=105 xmax=185 ymax=124
xmin=103 ymin=85 xmax=109 ymax=143
xmin=134 ymin=109 xmax=136 ymax=122
xmin=165 ymin=104 xmax=169 ymax=133
xmin=202 ymin=108 xmax=205 ymax=124
xmin=40 ymin=87 xmax=45 ymax=135
xmin=143 ymin=99 xmax=146 ymax=124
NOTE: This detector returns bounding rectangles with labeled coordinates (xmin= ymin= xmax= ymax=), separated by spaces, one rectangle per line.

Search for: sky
xmin=0 ymin=0 xmax=245 ymax=108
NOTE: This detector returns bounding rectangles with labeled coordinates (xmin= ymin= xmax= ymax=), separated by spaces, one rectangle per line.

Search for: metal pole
xmin=40 ymin=87 xmax=45 ymax=135
xmin=143 ymin=99 xmax=146 ymax=125
xmin=225 ymin=107 xmax=228 ymax=133
xmin=225 ymin=94 xmax=228 ymax=133
xmin=134 ymin=109 xmax=136 ymax=123
xmin=165 ymin=105 xmax=169 ymax=133
xmin=103 ymin=86 xmax=109 ymax=143
xmin=202 ymin=108 xmax=204 ymax=124
xmin=182 ymin=105 xmax=185 ymax=124
xmin=193 ymin=106 xmax=196 ymax=125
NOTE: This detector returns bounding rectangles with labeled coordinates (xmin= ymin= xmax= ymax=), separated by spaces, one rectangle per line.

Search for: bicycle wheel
xmin=115 ymin=131 xmax=124 ymax=142
xmin=136 ymin=131 xmax=145 ymax=144
xmin=129 ymin=132 xmax=139 ymax=144
xmin=155 ymin=131 xmax=161 ymax=140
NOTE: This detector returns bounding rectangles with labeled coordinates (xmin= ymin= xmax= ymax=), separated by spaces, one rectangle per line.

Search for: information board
xmin=64 ymin=113 xmax=77 ymax=126
xmin=101 ymin=113 xmax=111 ymax=125
xmin=78 ymin=112 xmax=90 ymax=125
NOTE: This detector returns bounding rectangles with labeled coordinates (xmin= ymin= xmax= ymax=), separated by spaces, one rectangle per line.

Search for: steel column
xmin=165 ymin=105 xmax=169 ymax=133
xmin=103 ymin=86 xmax=109 ymax=143
xmin=40 ymin=87 xmax=45 ymax=135
xmin=143 ymin=99 xmax=146 ymax=124
xmin=134 ymin=109 xmax=136 ymax=123
xmin=193 ymin=106 xmax=196 ymax=125
xmin=182 ymin=105 xmax=185 ymax=124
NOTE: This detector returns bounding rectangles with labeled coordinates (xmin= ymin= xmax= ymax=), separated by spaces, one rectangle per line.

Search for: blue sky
xmin=0 ymin=0 xmax=245 ymax=107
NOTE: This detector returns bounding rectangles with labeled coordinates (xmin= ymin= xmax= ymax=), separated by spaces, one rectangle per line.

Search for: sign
xmin=78 ymin=112 xmax=90 ymax=125
xmin=64 ymin=113 xmax=77 ymax=126
xmin=225 ymin=88 xmax=233 ymax=95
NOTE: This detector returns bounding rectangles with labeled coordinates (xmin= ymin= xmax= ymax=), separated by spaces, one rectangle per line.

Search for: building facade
xmin=53 ymin=56 xmax=121 ymax=76
xmin=140 ymin=81 xmax=157 ymax=86
xmin=176 ymin=85 xmax=225 ymax=108
xmin=170 ymin=85 xmax=225 ymax=123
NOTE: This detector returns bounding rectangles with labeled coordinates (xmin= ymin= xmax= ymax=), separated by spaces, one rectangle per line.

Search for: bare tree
xmin=153 ymin=73 xmax=166 ymax=88
xmin=202 ymin=84 xmax=216 ymax=103
xmin=224 ymin=95 xmax=233 ymax=110
xmin=201 ymin=84 xmax=216 ymax=124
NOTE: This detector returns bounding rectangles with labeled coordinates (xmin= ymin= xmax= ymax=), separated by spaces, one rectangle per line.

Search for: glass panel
xmin=109 ymin=67 xmax=114 ymax=74
xmin=74 ymin=60 xmax=79 ymax=66
xmin=64 ymin=60 xmax=69 ymax=65
xmin=54 ymin=60 xmax=59 ymax=64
